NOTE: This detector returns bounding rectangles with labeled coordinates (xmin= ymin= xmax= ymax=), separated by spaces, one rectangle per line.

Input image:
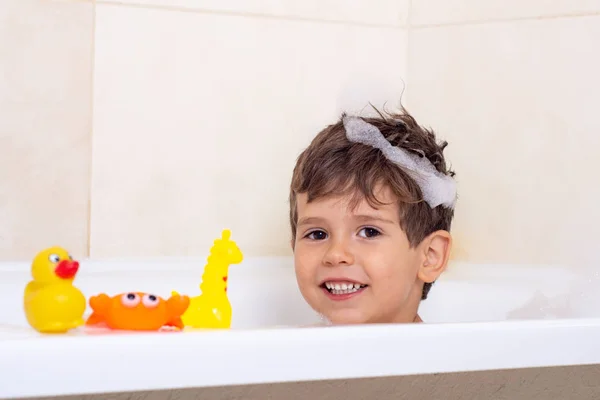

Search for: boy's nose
xmin=322 ymin=239 xmax=354 ymax=266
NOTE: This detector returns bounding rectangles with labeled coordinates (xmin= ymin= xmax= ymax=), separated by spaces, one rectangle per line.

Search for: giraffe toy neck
xmin=199 ymin=254 xmax=231 ymax=296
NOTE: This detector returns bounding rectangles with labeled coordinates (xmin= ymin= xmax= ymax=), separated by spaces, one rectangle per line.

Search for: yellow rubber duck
xmin=23 ymin=246 xmax=86 ymax=333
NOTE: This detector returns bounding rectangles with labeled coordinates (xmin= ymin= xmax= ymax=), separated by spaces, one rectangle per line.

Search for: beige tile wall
xmin=406 ymin=1 xmax=600 ymax=267
xmin=3 ymin=0 xmax=600 ymax=267
xmin=89 ymin=1 xmax=408 ymax=258
xmin=410 ymin=0 xmax=600 ymax=26
xmin=98 ymin=0 xmax=410 ymax=26
xmin=0 ymin=0 xmax=94 ymax=261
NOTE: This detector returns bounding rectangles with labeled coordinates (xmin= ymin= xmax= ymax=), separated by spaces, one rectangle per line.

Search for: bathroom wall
xmin=1 ymin=0 xmax=408 ymax=261
xmin=89 ymin=0 xmax=409 ymax=258
xmin=405 ymin=1 xmax=600 ymax=268
xmin=0 ymin=0 xmax=94 ymax=260
xmin=3 ymin=0 xmax=600 ymax=267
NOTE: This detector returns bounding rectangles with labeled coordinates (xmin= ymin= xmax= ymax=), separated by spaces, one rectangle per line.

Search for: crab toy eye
xmin=121 ymin=293 xmax=140 ymax=307
xmin=142 ymin=294 xmax=159 ymax=308
xmin=48 ymin=254 xmax=60 ymax=263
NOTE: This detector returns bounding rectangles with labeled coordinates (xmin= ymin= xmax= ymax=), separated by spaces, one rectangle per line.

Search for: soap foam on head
xmin=342 ymin=116 xmax=457 ymax=209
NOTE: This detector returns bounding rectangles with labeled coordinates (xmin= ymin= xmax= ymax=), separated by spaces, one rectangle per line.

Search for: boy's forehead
xmin=296 ymin=187 xmax=398 ymax=217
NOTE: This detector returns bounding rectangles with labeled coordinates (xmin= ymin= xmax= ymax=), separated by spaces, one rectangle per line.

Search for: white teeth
xmin=330 ymin=287 xmax=359 ymax=295
xmin=323 ymin=281 xmax=367 ymax=295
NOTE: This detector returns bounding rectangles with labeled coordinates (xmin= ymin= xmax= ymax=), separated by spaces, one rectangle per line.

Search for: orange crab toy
xmin=85 ymin=292 xmax=190 ymax=331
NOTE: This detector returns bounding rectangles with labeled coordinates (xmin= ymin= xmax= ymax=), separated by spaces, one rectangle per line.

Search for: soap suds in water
xmin=507 ymin=269 xmax=600 ymax=320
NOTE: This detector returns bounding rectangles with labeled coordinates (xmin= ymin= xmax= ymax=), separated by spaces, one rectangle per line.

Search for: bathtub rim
xmin=2 ymin=316 xmax=600 ymax=399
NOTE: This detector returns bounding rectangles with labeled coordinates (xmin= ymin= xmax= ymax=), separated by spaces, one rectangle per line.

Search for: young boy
xmin=288 ymin=106 xmax=457 ymax=325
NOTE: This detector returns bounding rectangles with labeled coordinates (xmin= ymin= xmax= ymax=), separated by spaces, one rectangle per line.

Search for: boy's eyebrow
xmin=297 ymin=215 xmax=397 ymax=227
xmin=297 ymin=217 xmax=325 ymax=227
xmin=352 ymin=214 xmax=397 ymax=224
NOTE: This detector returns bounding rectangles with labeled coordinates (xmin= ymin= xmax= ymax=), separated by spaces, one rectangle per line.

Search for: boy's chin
xmin=321 ymin=309 xmax=374 ymax=325
xmin=322 ymin=307 xmax=415 ymax=325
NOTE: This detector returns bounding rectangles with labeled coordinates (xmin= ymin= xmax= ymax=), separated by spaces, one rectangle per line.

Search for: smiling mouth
xmin=320 ymin=281 xmax=368 ymax=295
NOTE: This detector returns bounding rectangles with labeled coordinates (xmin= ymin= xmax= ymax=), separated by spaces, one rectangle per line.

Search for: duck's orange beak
xmin=55 ymin=260 xmax=79 ymax=279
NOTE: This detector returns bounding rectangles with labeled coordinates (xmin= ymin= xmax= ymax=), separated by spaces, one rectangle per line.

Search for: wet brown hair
xmin=289 ymin=105 xmax=456 ymax=300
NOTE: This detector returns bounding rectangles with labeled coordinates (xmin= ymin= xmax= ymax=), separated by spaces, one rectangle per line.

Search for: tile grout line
xmin=86 ymin=0 xmax=97 ymax=258
xmin=44 ymin=0 xmax=94 ymax=3
xmin=403 ymin=0 xmax=413 ymax=107
xmin=94 ymin=0 xmax=407 ymax=29
xmin=53 ymin=0 xmax=600 ymax=28
xmin=412 ymin=10 xmax=600 ymax=29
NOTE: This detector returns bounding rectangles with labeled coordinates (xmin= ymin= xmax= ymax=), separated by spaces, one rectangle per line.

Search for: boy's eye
xmin=358 ymin=227 xmax=381 ymax=238
xmin=306 ymin=230 xmax=328 ymax=240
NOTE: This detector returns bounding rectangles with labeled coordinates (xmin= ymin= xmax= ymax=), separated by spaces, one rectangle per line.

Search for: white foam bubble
xmin=343 ymin=116 xmax=457 ymax=209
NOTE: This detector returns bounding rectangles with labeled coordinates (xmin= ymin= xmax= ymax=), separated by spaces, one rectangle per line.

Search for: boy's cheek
xmin=293 ymin=250 xmax=313 ymax=275
xmin=293 ymin=243 xmax=318 ymax=262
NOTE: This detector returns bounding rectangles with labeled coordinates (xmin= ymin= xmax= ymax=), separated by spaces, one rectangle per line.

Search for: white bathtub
xmin=1 ymin=256 xmax=600 ymax=399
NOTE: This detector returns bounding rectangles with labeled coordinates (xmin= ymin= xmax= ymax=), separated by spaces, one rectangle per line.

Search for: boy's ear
xmin=417 ymin=230 xmax=452 ymax=283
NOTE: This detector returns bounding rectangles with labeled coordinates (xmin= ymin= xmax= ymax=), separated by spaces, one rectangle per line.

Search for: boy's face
xmin=293 ymin=185 xmax=443 ymax=325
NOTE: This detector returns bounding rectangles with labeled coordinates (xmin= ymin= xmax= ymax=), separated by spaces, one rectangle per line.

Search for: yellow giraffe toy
xmin=173 ymin=229 xmax=243 ymax=329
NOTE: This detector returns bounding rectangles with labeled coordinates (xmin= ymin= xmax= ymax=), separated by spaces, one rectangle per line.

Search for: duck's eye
xmin=48 ymin=254 xmax=60 ymax=263
xmin=68 ymin=254 xmax=73 ymax=260
xmin=121 ymin=293 xmax=140 ymax=307
xmin=142 ymin=294 xmax=159 ymax=308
